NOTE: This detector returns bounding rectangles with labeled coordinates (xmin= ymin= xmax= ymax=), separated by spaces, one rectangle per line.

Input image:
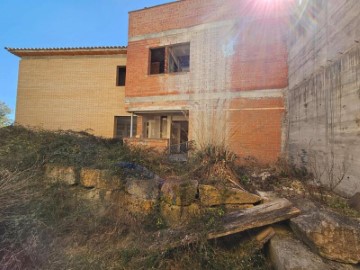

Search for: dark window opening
xmin=114 ymin=116 xmax=137 ymax=138
xmin=150 ymin=48 xmax=165 ymax=74
xmin=149 ymin=43 xmax=190 ymax=75
xmin=116 ymin=66 xmax=126 ymax=86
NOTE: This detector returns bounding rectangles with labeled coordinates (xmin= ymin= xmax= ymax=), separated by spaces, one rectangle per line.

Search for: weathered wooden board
xmin=149 ymin=198 xmax=300 ymax=251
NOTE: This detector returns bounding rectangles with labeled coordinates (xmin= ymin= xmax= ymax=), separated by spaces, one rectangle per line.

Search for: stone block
xmin=44 ymin=164 xmax=77 ymax=185
xmin=125 ymin=178 xmax=160 ymax=200
xmin=199 ymin=184 xmax=261 ymax=206
xmin=161 ymin=179 xmax=198 ymax=206
xmin=96 ymin=170 xmax=123 ymax=190
xmin=269 ymin=233 xmax=357 ymax=270
xmin=290 ymin=208 xmax=360 ymax=264
xmin=80 ymin=168 xmax=99 ymax=188
xmin=160 ymin=202 xmax=200 ymax=227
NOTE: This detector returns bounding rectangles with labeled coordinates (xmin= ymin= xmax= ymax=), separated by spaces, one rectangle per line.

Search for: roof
xmin=5 ymin=46 xmax=127 ymax=57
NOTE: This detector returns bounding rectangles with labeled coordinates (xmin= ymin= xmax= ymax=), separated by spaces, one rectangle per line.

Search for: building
xmin=125 ymin=0 xmax=290 ymax=163
xmin=6 ymin=46 xmax=134 ymax=138
xmin=6 ymin=0 xmax=360 ymax=195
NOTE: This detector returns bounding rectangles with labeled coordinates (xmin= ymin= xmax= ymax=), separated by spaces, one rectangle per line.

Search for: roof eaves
xmin=5 ymin=46 xmax=127 ymax=57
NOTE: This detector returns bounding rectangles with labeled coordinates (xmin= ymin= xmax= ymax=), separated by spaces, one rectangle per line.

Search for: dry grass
xmin=0 ymin=168 xmax=39 ymax=221
xmin=0 ymin=126 xmax=276 ymax=269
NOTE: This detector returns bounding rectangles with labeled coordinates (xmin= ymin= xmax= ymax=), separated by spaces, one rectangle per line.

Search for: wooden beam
xmin=149 ymin=198 xmax=301 ymax=251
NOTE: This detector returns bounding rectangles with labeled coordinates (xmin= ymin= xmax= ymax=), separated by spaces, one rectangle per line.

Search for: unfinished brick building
xmin=7 ymin=0 xmax=360 ymax=195
xmin=125 ymin=0 xmax=291 ymax=163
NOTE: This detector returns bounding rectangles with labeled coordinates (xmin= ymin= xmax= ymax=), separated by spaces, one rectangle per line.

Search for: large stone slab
xmin=290 ymin=207 xmax=360 ymax=264
xmin=161 ymin=179 xmax=198 ymax=206
xmin=199 ymin=184 xmax=261 ymax=206
xmin=44 ymin=164 xmax=76 ymax=185
xmin=269 ymin=233 xmax=358 ymax=270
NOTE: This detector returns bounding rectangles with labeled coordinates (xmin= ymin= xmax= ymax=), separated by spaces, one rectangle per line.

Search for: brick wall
xmin=16 ymin=54 xmax=129 ymax=138
xmin=127 ymin=1 xmax=290 ymax=101
xmin=126 ymin=0 xmax=291 ymax=163
xmin=129 ymin=0 xmax=293 ymax=37
xmin=227 ymin=98 xmax=285 ymax=164
xmin=124 ymin=137 xmax=169 ymax=153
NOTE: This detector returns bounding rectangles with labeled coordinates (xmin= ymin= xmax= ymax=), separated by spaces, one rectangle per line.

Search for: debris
xmin=117 ymin=162 xmax=162 ymax=180
xmin=255 ymin=190 xmax=278 ymax=202
xmin=255 ymin=226 xmax=275 ymax=245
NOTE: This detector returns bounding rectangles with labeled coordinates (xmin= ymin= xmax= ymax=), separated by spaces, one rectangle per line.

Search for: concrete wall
xmin=127 ymin=0 xmax=291 ymax=163
xmin=16 ymin=54 xmax=129 ymax=138
xmin=287 ymin=0 xmax=360 ymax=196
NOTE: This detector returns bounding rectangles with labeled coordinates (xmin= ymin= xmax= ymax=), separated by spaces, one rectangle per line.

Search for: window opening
xmin=168 ymin=43 xmax=190 ymax=73
xmin=116 ymin=66 xmax=126 ymax=86
xmin=114 ymin=116 xmax=137 ymax=138
xmin=150 ymin=48 xmax=165 ymax=74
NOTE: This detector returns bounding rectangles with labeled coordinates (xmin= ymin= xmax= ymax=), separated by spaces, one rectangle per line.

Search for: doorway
xmin=170 ymin=121 xmax=188 ymax=154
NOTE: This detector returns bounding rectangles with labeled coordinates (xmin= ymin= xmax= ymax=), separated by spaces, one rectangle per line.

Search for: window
xmin=114 ymin=116 xmax=137 ymax=138
xmin=150 ymin=48 xmax=165 ymax=74
xmin=116 ymin=66 xmax=126 ymax=86
xmin=149 ymin=43 xmax=190 ymax=75
xmin=168 ymin=43 xmax=190 ymax=73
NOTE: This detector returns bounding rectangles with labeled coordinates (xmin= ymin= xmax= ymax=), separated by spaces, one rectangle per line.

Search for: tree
xmin=0 ymin=101 xmax=11 ymax=127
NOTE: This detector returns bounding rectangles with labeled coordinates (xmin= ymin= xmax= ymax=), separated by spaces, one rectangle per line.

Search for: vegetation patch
xmin=1 ymin=126 xmax=358 ymax=269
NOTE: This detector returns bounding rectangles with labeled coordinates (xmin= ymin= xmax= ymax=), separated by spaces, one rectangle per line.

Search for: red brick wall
xmin=129 ymin=0 xmax=293 ymax=37
xmin=228 ymin=98 xmax=284 ymax=164
xmin=127 ymin=1 xmax=290 ymax=100
xmin=124 ymin=137 xmax=169 ymax=153
xmin=126 ymin=0 xmax=293 ymax=163
xmin=230 ymin=18 xmax=289 ymax=91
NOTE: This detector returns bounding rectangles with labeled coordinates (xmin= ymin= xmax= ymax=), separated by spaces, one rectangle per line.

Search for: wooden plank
xmin=208 ymin=198 xmax=300 ymax=239
xmin=149 ymin=198 xmax=300 ymax=251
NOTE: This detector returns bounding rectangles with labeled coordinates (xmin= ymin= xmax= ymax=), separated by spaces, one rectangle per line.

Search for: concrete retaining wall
xmin=287 ymin=0 xmax=360 ymax=196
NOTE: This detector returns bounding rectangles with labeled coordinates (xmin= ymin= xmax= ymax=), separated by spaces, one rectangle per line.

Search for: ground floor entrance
xmin=126 ymin=111 xmax=189 ymax=154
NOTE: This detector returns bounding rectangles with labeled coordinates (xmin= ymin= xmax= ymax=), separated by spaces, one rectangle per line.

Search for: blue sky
xmin=0 ymin=0 xmax=172 ymax=121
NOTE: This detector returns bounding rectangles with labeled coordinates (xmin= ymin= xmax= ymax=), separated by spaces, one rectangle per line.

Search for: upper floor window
xmin=116 ymin=66 xmax=126 ymax=86
xmin=149 ymin=43 xmax=190 ymax=75
xmin=150 ymin=48 xmax=165 ymax=74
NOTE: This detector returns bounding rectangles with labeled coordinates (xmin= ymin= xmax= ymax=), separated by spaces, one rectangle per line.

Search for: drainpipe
xmin=130 ymin=113 xmax=134 ymax=138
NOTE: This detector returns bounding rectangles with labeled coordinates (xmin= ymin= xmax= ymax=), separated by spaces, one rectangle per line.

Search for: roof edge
xmin=5 ymin=46 xmax=127 ymax=57
xmin=129 ymin=0 xmax=178 ymax=14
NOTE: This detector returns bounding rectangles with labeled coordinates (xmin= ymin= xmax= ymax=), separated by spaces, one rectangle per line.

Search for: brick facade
xmin=9 ymin=0 xmax=295 ymax=163
xmin=126 ymin=0 xmax=292 ymax=163
xmin=14 ymin=50 xmax=129 ymax=138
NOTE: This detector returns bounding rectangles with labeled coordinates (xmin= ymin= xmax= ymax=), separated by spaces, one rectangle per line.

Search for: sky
xmin=0 ymin=0 xmax=173 ymax=121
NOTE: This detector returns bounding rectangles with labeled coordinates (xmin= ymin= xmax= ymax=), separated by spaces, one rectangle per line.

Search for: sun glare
xmin=251 ymin=0 xmax=296 ymax=16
